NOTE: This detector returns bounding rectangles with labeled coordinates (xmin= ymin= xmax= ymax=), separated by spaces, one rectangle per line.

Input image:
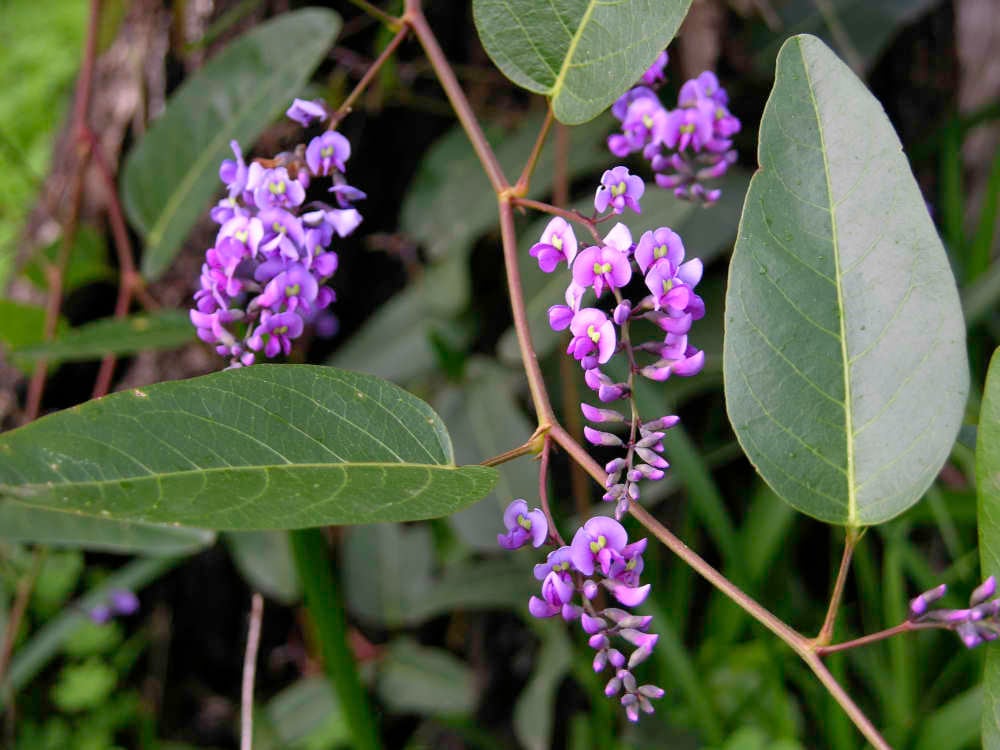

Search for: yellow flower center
xmin=653 ymin=244 xmax=668 ymax=259
xmin=611 ymin=182 xmax=627 ymax=197
xmin=589 ymin=534 xmax=607 ymax=554
xmin=587 ymin=325 xmax=601 ymax=344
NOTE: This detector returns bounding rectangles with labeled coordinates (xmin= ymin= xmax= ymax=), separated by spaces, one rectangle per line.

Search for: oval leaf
xmin=0 ymin=365 xmax=497 ymax=530
xmin=723 ymin=35 xmax=967 ymax=526
xmin=472 ymin=0 xmax=692 ymax=125
xmin=122 ymin=9 xmax=341 ymax=279
xmin=977 ymin=348 xmax=1000 ymax=748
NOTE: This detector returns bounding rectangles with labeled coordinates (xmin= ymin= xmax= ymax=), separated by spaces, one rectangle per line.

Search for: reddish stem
xmin=329 ymin=23 xmax=411 ymax=131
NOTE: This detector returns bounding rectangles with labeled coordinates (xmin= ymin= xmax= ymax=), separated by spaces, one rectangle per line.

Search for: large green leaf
xmin=0 ymin=504 xmax=214 ymax=555
xmin=978 ymin=348 xmax=1000 ymax=748
xmin=122 ymin=9 xmax=340 ymax=279
xmin=723 ymin=35 xmax=967 ymax=526
xmin=376 ymin=638 xmax=477 ymax=715
xmin=472 ymin=0 xmax=692 ymax=124
xmin=10 ymin=311 xmax=195 ymax=365
xmin=0 ymin=365 xmax=496 ymax=530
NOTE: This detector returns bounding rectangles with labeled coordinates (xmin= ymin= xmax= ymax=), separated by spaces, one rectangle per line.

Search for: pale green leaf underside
xmin=724 ymin=35 xmax=967 ymax=526
xmin=122 ymin=9 xmax=340 ymax=279
xmin=977 ymin=348 xmax=1000 ymax=748
xmin=0 ymin=365 xmax=497 ymax=530
xmin=473 ymin=0 xmax=692 ymax=124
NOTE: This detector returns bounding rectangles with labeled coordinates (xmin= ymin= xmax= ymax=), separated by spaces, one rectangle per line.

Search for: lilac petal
xmin=527 ymin=508 xmax=549 ymax=547
xmin=609 ymin=582 xmax=651 ymax=607
xmin=503 ymin=498 xmax=529 ymax=529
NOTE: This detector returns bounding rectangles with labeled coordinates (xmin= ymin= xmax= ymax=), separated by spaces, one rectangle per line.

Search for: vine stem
xmin=0 ymin=548 xmax=46 ymax=691
xmin=329 ymin=22 xmax=411 ymax=131
xmin=24 ymin=0 xmax=102 ymax=421
xmin=815 ymin=621 xmax=933 ymax=656
xmin=816 ymin=527 xmax=861 ymax=645
xmin=288 ymin=529 xmax=381 ymax=750
xmin=344 ymin=0 xmax=402 ymax=29
xmin=512 ymin=197 xmax=601 ymax=242
xmin=514 ymin=107 xmax=554 ymax=194
xmin=405 ymin=0 xmax=508 ymax=194
xmin=240 ymin=593 xmax=264 ymax=750
xmin=538 ymin=436 xmax=567 ymax=547
xmin=405 ymin=10 xmax=891 ymax=749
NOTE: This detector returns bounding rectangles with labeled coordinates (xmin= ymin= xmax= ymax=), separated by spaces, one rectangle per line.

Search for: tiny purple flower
xmin=634 ymin=227 xmax=685 ymax=275
xmin=498 ymin=499 xmax=548 ymax=550
xmin=567 ymin=308 xmax=617 ymax=366
xmin=529 ymin=217 xmax=578 ymax=273
xmin=594 ymin=166 xmax=645 ymax=215
xmin=306 ymin=131 xmax=350 ymax=176
xmin=640 ymin=51 xmax=669 ymax=86
xmin=569 ymin=516 xmax=629 ymax=577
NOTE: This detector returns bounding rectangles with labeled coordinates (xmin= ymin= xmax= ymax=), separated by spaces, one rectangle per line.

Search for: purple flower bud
xmin=640 ymin=51 xmax=669 ymax=86
xmin=584 ymin=426 xmax=625 ymax=447
xmin=582 ymin=403 xmax=625 ymax=423
xmin=971 ymin=576 xmax=997 ymax=606
xmin=613 ymin=300 xmax=632 ymax=325
xmin=605 ymin=458 xmax=628 ymax=475
xmin=608 ymin=649 xmax=626 ymax=668
xmin=89 ymin=605 xmax=112 ymax=624
xmin=109 ymin=589 xmax=140 ymax=616
xmin=286 ymin=98 xmax=328 ymax=127
xmin=909 ymin=584 xmax=948 ymax=618
xmin=583 ymin=579 xmax=599 ymax=600
xmin=582 ymin=613 xmax=606 ymax=634
xmin=605 ymin=674 xmax=622 ymax=696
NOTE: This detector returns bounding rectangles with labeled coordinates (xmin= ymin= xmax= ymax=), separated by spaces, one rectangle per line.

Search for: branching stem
xmin=329 ymin=22 xmax=411 ymax=130
xmin=514 ymin=108 xmax=554 ymax=195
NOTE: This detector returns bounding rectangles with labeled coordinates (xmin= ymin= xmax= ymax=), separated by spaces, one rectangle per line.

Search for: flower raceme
xmin=500 ymin=500 xmax=664 ymax=722
xmin=608 ymin=50 xmax=740 ymax=205
xmin=190 ymin=98 xmax=363 ymax=367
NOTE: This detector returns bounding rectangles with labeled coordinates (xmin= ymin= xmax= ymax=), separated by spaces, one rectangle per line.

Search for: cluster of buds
xmin=909 ymin=576 xmax=1000 ymax=648
xmin=535 ymin=166 xmax=705 ymax=517
xmin=190 ymin=98 xmax=364 ymax=367
xmin=499 ymin=502 xmax=663 ymax=721
xmin=608 ymin=51 xmax=740 ymax=205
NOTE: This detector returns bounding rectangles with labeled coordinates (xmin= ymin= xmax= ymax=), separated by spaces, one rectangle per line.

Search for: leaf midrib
xmin=0 ymin=461 xmax=473 ymax=493
xmin=548 ymin=0 xmax=598 ymax=98
xmin=799 ymin=38 xmax=857 ymax=526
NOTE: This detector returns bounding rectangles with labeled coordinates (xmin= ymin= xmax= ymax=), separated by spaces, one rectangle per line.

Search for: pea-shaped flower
xmin=497 ymin=499 xmax=548 ymax=550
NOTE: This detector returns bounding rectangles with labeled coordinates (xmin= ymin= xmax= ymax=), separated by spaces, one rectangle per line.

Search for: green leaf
xmin=723 ymin=35 xmax=967 ymax=526
xmin=0 ymin=365 xmax=497 ymax=530
xmin=472 ymin=0 xmax=692 ymax=124
xmin=912 ymin=685 xmax=982 ymax=750
xmin=261 ymin=676 xmax=349 ymax=750
xmin=22 ymin=227 xmax=114 ymax=294
xmin=376 ymin=638 xmax=477 ymax=715
xmin=0 ymin=504 xmax=215 ymax=555
xmin=10 ymin=311 xmax=195 ymax=365
xmin=224 ymin=531 xmax=300 ymax=604
xmin=342 ymin=522 xmax=433 ymax=627
xmin=0 ymin=300 xmax=67 ymax=353
xmin=51 ymin=659 xmax=117 ymax=713
xmin=121 ymin=9 xmax=341 ymax=279
xmin=978 ymin=348 xmax=1000 ymax=749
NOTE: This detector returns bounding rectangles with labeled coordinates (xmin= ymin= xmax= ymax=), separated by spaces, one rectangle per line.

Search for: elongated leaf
xmin=0 ymin=300 xmax=66 ymax=352
xmin=122 ymin=9 xmax=340 ymax=279
xmin=473 ymin=0 xmax=692 ymax=124
xmin=513 ymin=620 xmax=572 ymax=750
xmin=225 ymin=531 xmax=300 ymax=604
xmin=0 ymin=365 xmax=496 ymax=530
xmin=11 ymin=311 xmax=194 ymax=365
xmin=978 ymin=348 xmax=1000 ymax=749
xmin=723 ymin=35 xmax=967 ymax=526
xmin=0 ymin=504 xmax=214 ymax=555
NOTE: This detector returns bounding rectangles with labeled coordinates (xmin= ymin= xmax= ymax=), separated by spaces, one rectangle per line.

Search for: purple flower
xmin=663 ymin=103 xmax=714 ymax=152
xmin=498 ymin=499 xmax=548 ymax=550
xmin=286 ymin=98 xmax=328 ymax=127
xmin=255 ymin=263 xmax=320 ymax=313
xmin=640 ymin=51 xmax=669 ymax=86
xmin=529 ymin=547 xmax=577 ymax=619
xmin=530 ymin=217 xmax=578 ymax=272
xmin=219 ymin=140 xmax=248 ymax=198
xmin=572 ymin=223 xmax=633 ymax=298
xmin=569 ymin=516 xmax=629 ymax=577
xmin=634 ymin=227 xmax=684 ymax=274
xmin=594 ymin=166 xmax=645 ymax=215
xmin=611 ymin=86 xmax=658 ymax=122
xmin=306 ymin=131 xmax=350 ymax=176
xmin=246 ymin=310 xmax=304 ymax=358
xmin=253 ymin=167 xmax=306 ymax=210
xmin=88 ymin=589 xmax=140 ymax=624
xmin=568 ymin=308 xmax=617 ymax=367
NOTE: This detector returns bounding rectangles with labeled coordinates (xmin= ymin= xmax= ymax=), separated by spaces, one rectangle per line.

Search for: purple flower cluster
xmin=608 ymin=52 xmax=740 ymax=205
xmin=190 ymin=98 xmax=364 ymax=367
xmin=538 ymin=169 xmax=705 ymax=516
xmin=499 ymin=502 xmax=663 ymax=721
xmin=909 ymin=576 xmax=1000 ymax=648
